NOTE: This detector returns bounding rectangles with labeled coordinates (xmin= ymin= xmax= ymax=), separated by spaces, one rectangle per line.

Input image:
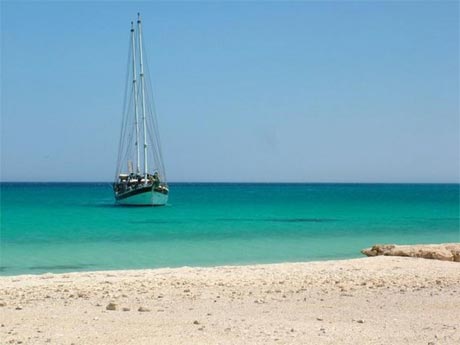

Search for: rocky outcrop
xmin=361 ymin=243 xmax=460 ymax=262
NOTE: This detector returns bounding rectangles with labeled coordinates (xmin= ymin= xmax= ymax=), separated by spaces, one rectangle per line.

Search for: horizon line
xmin=1 ymin=181 xmax=459 ymax=185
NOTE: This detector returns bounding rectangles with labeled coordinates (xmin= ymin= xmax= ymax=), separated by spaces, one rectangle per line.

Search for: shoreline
xmin=3 ymin=242 xmax=458 ymax=278
xmin=1 ymin=256 xmax=459 ymax=344
xmin=0 ymin=256 xmax=364 ymax=279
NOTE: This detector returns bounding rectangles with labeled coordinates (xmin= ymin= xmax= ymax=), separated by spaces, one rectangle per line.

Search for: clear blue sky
xmin=1 ymin=1 xmax=459 ymax=182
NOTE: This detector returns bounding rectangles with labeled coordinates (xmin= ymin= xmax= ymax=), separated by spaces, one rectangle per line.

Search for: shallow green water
xmin=1 ymin=183 xmax=458 ymax=275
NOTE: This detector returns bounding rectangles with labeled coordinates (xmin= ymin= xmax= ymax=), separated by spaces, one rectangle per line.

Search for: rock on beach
xmin=361 ymin=243 xmax=460 ymax=262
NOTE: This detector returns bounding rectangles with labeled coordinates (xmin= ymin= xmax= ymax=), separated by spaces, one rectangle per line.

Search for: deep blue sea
xmin=1 ymin=183 xmax=459 ymax=276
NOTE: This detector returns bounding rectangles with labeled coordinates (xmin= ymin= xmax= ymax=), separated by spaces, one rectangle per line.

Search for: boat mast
xmin=131 ymin=21 xmax=141 ymax=174
xmin=137 ymin=13 xmax=148 ymax=178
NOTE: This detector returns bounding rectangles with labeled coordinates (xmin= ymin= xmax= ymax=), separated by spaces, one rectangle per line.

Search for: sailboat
xmin=113 ymin=13 xmax=169 ymax=206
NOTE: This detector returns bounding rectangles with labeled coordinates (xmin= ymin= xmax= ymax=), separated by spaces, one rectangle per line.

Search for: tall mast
xmin=137 ymin=12 xmax=148 ymax=178
xmin=131 ymin=21 xmax=141 ymax=174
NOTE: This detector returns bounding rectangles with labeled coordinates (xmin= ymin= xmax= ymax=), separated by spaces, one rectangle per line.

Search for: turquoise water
xmin=1 ymin=183 xmax=459 ymax=276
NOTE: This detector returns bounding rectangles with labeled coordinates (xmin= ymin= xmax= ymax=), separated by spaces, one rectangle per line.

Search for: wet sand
xmin=1 ymin=256 xmax=459 ymax=345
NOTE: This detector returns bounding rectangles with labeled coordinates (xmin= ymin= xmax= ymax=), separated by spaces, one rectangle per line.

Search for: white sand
xmin=1 ymin=256 xmax=459 ymax=345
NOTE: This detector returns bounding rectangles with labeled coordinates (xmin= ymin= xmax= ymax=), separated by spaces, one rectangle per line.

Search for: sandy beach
xmin=1 ymin=256 xmax=459 ymax=345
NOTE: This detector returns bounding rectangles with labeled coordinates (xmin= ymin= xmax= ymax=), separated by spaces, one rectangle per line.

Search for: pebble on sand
xmin=138 ymin=307 xmax=150 ymax=312
xmin=106 ymin=303 xmax=117 ymax=311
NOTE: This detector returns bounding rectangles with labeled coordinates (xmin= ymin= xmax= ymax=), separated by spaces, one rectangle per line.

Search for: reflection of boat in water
xmin=114 ymin=13 xmax=168 ymax=206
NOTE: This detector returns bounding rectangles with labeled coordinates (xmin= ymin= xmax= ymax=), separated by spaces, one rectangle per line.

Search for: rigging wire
xmin=115 ymin=33 xmax=134 ymax=180
xmin=115 ymin=21 xmax=167 ymax=184
xmin=143 ymin=43 xmax=167 ymax=181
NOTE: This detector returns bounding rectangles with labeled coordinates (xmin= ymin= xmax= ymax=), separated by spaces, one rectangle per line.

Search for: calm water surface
xmin=1 ymin=183 xmax=459 ymax=275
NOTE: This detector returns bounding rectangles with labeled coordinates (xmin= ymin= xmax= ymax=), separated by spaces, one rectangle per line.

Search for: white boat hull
xmin=116 ymin=189 xmax=168 ymax=206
